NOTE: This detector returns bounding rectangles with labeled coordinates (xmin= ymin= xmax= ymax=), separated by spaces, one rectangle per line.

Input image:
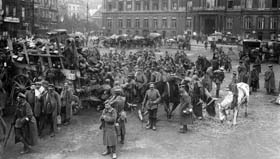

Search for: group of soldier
xmin=0 ymin=79 xmax=80 ymax=155
xmin=1 ymin=41 xmax=279 ymax=159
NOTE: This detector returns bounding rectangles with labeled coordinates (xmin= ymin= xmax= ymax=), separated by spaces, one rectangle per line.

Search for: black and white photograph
xmin=0 ymin=0 xmax=280 ymax=159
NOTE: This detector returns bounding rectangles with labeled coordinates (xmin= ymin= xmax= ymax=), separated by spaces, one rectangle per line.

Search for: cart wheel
xmin=12 ymin=74 xmax=32 ymax=92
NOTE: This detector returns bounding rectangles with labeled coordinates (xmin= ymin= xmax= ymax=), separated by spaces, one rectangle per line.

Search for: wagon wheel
xmin=9 ymin=74 xmax=32 ymax=106
xmin=13 ymin=74 xmax=32 ymax=92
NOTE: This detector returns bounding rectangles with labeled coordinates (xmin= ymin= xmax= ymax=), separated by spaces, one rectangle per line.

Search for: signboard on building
xmin=4 ymin=17 xmax=20 ymax=23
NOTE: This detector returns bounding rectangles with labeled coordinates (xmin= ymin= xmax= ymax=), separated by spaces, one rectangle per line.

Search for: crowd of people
xmin=0 ymin=36 xmax=279 ymax=159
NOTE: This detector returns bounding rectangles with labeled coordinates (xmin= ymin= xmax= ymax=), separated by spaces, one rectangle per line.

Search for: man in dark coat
xmin=178 ymin=88 xmax=193 ymax=133
xmin=191 ymin=75 xmax=203 ymax=119
xmin=254 ymin=54 xmax=262 ymax=74
xmin=110 ymin=87 xmax=126 ymax=144
xmin=42 ymin=84 xmax=61 ymax=137
xmin=25 ymin=84 xmax=36 ymax=114
xmin=264 ymin=65 xmax=276 ymax=94
xmin=60 ymin=82 xmax=73 ymax=125
xmin=142 ymin=83 xmax=161 ymax=131
xmin=238 ymin=61 xmax=247 ymax=83
xmin=213 ymin=68 xmax=225 ymax=98
xmin=250 ymin=65 xmax=259 ymax=92
xmin=100 ymin=103 xmax=117 ymax=159
xmin=13 ymin=93 xmax=38 ymax=154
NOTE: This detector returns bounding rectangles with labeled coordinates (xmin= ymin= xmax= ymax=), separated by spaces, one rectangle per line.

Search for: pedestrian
xmin=110 ymin=87 xmax=126 ymax=144
xmin=238 ymin=61 xmax=247 ymax=83
xmin=178 ymin=88 xmax=193 ymax=133
xmin=13 ymin=93 xmax=38 ymax=154
xmin=25 ymin=83 xmax=36 ymax=114
xmin=41 ymin=84 xmax=61 ymax=137
xmin=250 ymin=65 xmax=259 ymax=92
xmin=191 ymin=75 xmax=203 ymax=119
xmin=254 ymin=53 xmax=262 ymax=74
xmin=100 ymin=102 xmax=118 ymax=159
xmin=228 ymin=71 xmax=238 ymax=91
xmin=264 ymin=65 xmax=276 ymax=94
xmin=142 ymin=83 xmax=161 ymax=131
xmin=0 ymin=110 xmax=7 ymax=158
xmin=202 ymin=67 xmax=213 ymax=92
xmin=60 ymin=82 xmax=73 ymax=125
xmin=213 ymin=68 xmax=225 ymax=98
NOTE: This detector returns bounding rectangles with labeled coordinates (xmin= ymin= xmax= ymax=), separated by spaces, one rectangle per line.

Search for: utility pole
xmin=86 ymin=1 xmax=89 ymax=45
xmin=32 ymin=0 xmax=35 ymax=35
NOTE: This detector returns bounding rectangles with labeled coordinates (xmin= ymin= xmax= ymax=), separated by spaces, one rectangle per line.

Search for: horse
xmin=217 ymin=82 xmax=249 ymax=126
xmin=160 ymin=77 xmax=181 ymax=119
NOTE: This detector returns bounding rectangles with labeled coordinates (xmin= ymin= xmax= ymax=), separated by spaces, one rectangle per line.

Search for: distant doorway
xmin=204 ymin=18 xmax=215 ymax=35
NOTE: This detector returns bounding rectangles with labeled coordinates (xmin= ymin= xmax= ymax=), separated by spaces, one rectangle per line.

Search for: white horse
xmin=217 ymin=82 xmax=249 ymax=125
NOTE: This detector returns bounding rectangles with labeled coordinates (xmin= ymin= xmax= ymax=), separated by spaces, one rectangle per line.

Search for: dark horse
xmin=152 ymin=77 xmax=181 ymax=119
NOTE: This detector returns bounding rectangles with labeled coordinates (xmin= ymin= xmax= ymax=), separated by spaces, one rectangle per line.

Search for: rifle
xmin=4 ymin=124 xmax=13 ymax=148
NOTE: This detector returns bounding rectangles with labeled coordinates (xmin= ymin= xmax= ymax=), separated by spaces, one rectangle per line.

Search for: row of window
xmin=225 ymin=16 xmax=278 ymax=30
xmin=107 ymin=18 xmax=177 ymax=29
xmin=197 ymin=0 xmax=278 ymax=9
xmin=107 ymin=0 xmax=182 ymax=11
xmin=243 ymin=17 xmax=278 ymax=30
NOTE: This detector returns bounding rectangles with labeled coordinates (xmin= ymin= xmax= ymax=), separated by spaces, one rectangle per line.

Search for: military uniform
xmin=142 ymin=87 xmax=161 ymax=130
xmin=13 ymin=94 xmax=38 ymax=153
xmin=41 ymin=86 xmax=61 ymax=137
xmin=250 ymin=66 xmax=259 ymax=92
xmin=100 ymin=107 xmax=117 ymax=158
xmin=264 ymin=65 xmax=276 ymax=94
xmin=213 ymin=69 xmax=225 ymax=98
xmin=110 ymin=94 xmax=126 ymax=144
xmin=178 ymin=89 xmax=193 ymax=133
xmin=191 ymin=79 xmax=203 ymax=118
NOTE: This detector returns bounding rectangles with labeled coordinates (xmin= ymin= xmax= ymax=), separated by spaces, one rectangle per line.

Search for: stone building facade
xmin=102 ymin=0 xmax=188 ymax=38
xmin=189 ymin=0 xmax=280 ymax=40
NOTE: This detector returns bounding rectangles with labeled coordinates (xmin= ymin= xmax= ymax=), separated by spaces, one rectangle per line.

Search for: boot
xmin=146 ymin=120 xmax=151 ymax=129
xmin=102 ymin=146 xmax=111 ymax=156
xmin=179 ymin=125 xmax=185 ymax=133
xmin=152 ymin=119 xmax=156 ymax=131
xmin=120 ymin=134 xmax=125 ymax=144
xmin=111 ymin=146 xmax=117 ymax=159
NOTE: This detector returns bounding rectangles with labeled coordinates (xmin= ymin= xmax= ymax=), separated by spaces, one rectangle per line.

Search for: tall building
xmin=0 ymin=0 xmax=33 ymax=37
xmin=189 ymin=0 xmax=280 ymax=40
xmin=34 ymin=0 xmax=59 ymax=35
xmin=65 ymin=0 xmax=86 ymax=20
xmin=102 ymin=0 xmax=188 ymax=38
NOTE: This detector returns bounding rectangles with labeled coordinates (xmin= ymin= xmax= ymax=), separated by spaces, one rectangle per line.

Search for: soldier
xmin=110 ymin=87 xmax=126 ymax=144
xmin=12 ymin=93 xmax=38 ymax=154
xmin=61 ymin=82 xmax=73 ymax=125
xmin=135 ymin=68 xmax=148 ymax=102
xmin=142 ymin=83 xmax=161 ymax=131
xmin=191 ymin=75 xmax=204 ymax=119
xmin=238 ymin=61 xmax=247 ymax=83
xmin=202 ymin=67 xmax=213 ymax=92
xmin=250 ymin=65 xmax=259 ymax=92
xmin=42 ymin=84 xmax=61 ymax=137
xmin=229 ymin=71 xmax=238 ymax=91
xmin=0 ymin=110 xmax=7 ymax=157
xmin=213 ymin=68 xmax=225 ymax=98
xmin=100 ymin=102 xmax=118 ymax=159
xmin=25 ymin=83 xmax=36 ymax=114
xmin=264 ymin=65 xmax=276 ymax=94
xmin=178 ymin=88 xmax=193 ymax=133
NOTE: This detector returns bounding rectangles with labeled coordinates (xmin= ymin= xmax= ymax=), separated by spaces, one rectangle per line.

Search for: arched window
xmin=244 ymin=17 xmax=252 ymax=29
xmin=257 ymin=17 xmax=265 ymax=29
